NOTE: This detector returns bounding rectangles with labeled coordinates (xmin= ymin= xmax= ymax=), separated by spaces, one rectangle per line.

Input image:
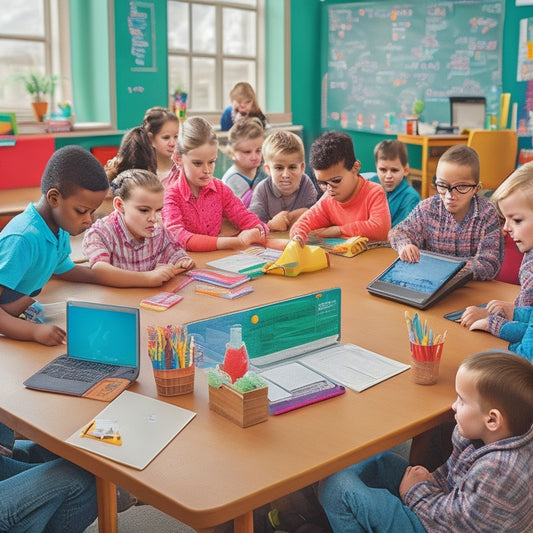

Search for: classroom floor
xmin=84 ymin=505 xmax=195 ymax=533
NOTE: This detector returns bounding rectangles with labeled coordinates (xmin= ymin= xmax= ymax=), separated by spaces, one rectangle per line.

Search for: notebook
xmin=366 ymin=251 xmax=472 ymax=310
xmin=24 ymin=301 xmax=140 ymax=401
xmin=187 ymin=288 xmax=409 ymax=414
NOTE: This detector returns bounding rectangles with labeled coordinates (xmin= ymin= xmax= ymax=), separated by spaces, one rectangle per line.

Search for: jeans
xmin=318 ymin=452 xmax=426 ymax=533
xmin=0 ymin=452 xmax=97 ymax=533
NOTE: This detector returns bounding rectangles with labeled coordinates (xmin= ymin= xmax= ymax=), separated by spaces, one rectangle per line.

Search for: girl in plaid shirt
xmin=82 ymin=169 xmax=194 ymax=287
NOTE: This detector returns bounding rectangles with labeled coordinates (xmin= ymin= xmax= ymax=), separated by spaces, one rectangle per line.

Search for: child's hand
xmin=460 ymin=306 xmax=489 ymax=328
xmin=33 ymin=323 xmax=67 ymax=346
xmin=399 ymin=244 xmax=420 ymax=263
xmin=149 ymin=264 xmax=181 ymax=286
xmin=239 ymin=228 xmax=266 ymax=247
xmin=486 ymin=299 xmax=514 ymax=320
xmin=175 ymin=257 xmax=195 ymax=271
xmin=470 ymin=317 xmax=490 ymax=332
xmin=399 ymin=465 xmax=431 ymax=499
xmin=267 ymin=212 xmax=290 ymax=232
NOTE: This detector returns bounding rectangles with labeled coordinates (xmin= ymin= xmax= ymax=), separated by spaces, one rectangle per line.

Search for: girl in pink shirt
xmin=162 ymin=117 xmax=269 ymax=252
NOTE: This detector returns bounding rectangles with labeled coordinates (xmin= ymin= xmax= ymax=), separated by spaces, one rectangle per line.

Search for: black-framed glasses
xmin=317 ymin=177 xmax=343 ymax=188
xmin=434 ymin=182 xmax=478 ymax=195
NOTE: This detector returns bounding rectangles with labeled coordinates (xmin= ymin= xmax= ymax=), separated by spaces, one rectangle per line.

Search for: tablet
xmin=366 ymin=251 xmax=472 ymax=310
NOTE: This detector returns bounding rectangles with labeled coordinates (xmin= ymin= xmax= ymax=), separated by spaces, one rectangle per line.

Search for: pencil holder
xmin=153 ymin=366 xmax=195 ymax=396
xmin=410 ymin=342 xmax=443 ymax=385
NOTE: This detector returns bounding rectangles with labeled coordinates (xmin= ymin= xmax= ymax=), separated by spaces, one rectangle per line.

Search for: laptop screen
xmin=67 ymin=301 xmax=139 ymax=367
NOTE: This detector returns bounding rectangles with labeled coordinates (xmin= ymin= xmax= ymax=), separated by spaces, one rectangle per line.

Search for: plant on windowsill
xmin=17 ymin=72 xmax=58 ymax=122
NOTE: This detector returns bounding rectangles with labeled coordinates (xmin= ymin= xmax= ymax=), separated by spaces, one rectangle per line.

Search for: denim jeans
xmin=318 ymin=452 xmax=426 ymax=533
xmin=0 ymin=452 xmax=97 ymax=533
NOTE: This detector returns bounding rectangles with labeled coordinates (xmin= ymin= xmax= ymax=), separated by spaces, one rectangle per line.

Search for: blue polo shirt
xmin=0 ymin=203 xmax=74 ymax=296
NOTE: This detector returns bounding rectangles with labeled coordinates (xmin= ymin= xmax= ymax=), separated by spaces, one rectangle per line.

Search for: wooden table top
xmin=0 ymin=247 xmax=516 ymax=530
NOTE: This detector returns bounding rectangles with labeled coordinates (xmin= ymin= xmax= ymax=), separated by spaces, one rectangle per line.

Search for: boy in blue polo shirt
xmin=0 ymin=145 xmax=109 ymax=346
xmin=369 ymin=140 xmax=420 ymax=227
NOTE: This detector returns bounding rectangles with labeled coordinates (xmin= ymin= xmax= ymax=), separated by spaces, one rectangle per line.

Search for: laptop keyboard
xmin=40 ymin=356 xmax=118 ymax=383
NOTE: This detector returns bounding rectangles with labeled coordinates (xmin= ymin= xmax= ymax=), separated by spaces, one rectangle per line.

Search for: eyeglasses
xmin=435 ymin=182 xmax=478 ymax=195
xmin=317 ymin=177 xmax=343 ymax=188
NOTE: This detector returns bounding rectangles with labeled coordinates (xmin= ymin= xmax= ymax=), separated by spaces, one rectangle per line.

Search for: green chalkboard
xmin=323 ymin=0 xmax=504 ymax=133
xmin=114 ymin=0 xmax=169 ymax=130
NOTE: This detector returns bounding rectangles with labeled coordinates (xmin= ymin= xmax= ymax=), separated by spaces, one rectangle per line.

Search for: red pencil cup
xmin=153 ymin=366 xmax=195 ymax=396
xmin=410 ymin=342 xmax=444 ymax=385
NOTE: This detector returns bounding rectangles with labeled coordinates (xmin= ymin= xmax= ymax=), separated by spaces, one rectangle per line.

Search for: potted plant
xmin=17 ymin=72 xmax=58 ymax=122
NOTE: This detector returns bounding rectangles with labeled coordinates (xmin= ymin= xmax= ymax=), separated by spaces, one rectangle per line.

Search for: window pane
xmin=213 ymin=0 xmax=256 ymax=5
xmin=223 ymin=8 xmax=256 ymax=56
xmin=167 ymin=1 xmax=189 ymax=52
xmin=222 ymin=59 xmax=256 ymax=103
xmin=0 ymin=0 xmax=44 ymax=37
xmin=168 ymin=55 xmax=189 ymax=96
xmin=0 ymin=39 xmax=46 ymax=108
xmin=192 ymin=4 xmax=215 ymax=54
xmin=192 ymin=57 xmax=216 ymax=110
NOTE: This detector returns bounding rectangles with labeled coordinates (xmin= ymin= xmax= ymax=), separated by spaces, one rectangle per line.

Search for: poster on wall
xmin=517 ymin=17 xmax=533 ymax=81
xmin=128 ymin=1 xmax=157 ymax=72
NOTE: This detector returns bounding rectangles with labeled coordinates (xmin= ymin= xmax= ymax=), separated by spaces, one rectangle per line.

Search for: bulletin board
xmin=323 ymin=0 xmax=505 ymax=133
xmin=114 ymin=0 xmax=169 ymax=129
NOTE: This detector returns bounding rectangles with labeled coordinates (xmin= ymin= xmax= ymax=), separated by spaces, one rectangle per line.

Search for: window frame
xmin=0 ymin=0 xmax=71 ymax=123
xmin=167 ymin=0 xmax=265 ymax=118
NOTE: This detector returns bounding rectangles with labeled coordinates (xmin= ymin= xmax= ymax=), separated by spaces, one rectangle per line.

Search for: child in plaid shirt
xmin=82 ymin=169 xmax=194 ymax=287
xmin=465 ymin=162 xmax=533 ymax=359
xmin=388 ymin=145 xmax=503 ymax=281
xmin=319 ymin=351 xmax=533 ymax=533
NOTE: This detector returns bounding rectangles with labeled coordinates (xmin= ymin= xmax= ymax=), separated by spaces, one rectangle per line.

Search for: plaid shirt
xmin=405 ymin=425 xmax=533 ymax=532
xmin=389 ymin=194 xmax=504 ymax=281
xmin=82 ymin=210 xmax=191 ymax=270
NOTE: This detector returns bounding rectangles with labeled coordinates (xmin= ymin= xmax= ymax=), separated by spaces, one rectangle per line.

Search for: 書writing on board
xmin=324 ymin=0 xmax=504 ymax=132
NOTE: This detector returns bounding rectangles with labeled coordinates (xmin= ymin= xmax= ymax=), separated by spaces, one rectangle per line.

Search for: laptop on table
xmin=366 ymin=250 xmax=473 ymax=310
xmin=24 ymin=301 xmax=140 ymax=401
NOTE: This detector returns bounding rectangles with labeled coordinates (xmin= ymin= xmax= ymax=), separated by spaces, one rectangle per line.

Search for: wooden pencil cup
xmin=410 ymin=342 xmax=443 ymax=385
xmin=153 ymin=366 xmax=195 ymax=396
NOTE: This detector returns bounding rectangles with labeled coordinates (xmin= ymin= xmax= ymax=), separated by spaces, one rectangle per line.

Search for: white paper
xmin=300 ymin=344 xmax=410 ymax=392
xmin=260 ymin=362 xmax=325 ymax=392
xmin=67 ymin=391 xmax=196 ymax=470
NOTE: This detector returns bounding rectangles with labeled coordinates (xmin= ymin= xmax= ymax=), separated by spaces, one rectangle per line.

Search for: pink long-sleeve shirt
xmin=289 ymin=177 xmax=391 ymax=242
xmin=162 ymin=167 xmax=268 ymax=252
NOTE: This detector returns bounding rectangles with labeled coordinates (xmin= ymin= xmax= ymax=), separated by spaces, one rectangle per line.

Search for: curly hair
xmin=309 ymin=131 xmax=356 ymax=171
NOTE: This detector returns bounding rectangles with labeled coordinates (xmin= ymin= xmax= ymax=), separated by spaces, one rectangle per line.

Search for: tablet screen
xmin=378 ymin=253 xmax=464 ymax=295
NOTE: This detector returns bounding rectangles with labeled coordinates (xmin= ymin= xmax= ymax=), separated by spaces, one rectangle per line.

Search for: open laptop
xmin=366 ymin=251 xmax=473 ymax=310
xmin=187 ymin=288 xmax=409 ymax=413
xmin=24 ymin=301 xmax=140 ymax=401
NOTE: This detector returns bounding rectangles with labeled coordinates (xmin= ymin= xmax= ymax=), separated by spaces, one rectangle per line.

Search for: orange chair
xmin=466 ymin=129 xmax=518 ymax=193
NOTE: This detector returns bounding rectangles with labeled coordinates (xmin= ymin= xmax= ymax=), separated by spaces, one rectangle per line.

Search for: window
xmin=0 ymin=0 xmax=69 ymax=121
xmin=167 ymin=0 xmax=262 ymax=114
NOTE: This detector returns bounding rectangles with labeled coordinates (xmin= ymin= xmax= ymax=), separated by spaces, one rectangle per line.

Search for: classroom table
xmin=397 ymin=134 xmax=469 ymax=199
xmin=0 ymin=247 xmax=517 ymax=532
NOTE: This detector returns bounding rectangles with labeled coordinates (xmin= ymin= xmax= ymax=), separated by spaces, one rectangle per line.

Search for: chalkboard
xmin=114 ymin=0 xmax=169 ymax=130
xmin=323 ymin=0 xmax=505 ymax=133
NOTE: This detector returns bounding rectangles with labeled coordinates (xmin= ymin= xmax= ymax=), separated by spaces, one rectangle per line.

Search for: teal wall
xmin=290 ymin=0 xmax=533 ymax=171
xmin=69 ymin=0 xmax=110 ymax=124
xmin=265 ymin=0 xmax=285 ymax=112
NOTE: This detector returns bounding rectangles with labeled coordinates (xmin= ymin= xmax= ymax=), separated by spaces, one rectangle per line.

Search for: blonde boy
xmin=249 ymin=130 xmax=317 ymax=231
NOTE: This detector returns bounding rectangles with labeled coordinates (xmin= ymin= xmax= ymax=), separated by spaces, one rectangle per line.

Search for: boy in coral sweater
xmin=289 ymin=131 xmax=390 ymax=245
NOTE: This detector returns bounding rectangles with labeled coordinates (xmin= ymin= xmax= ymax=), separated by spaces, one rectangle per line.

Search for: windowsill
xmin=15 ymin=121 xmax=122 ymax=137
